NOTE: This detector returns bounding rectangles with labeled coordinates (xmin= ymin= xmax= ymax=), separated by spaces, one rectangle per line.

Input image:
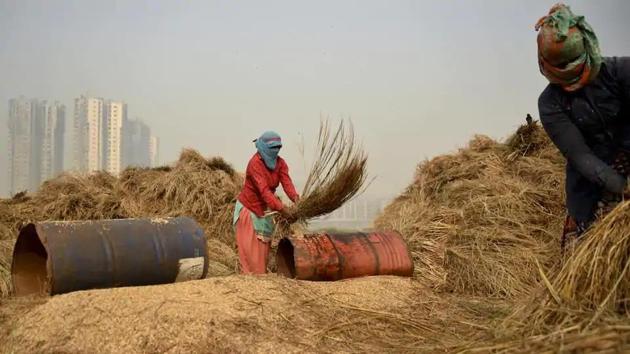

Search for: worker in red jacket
xmin=233 ymin=131 xmax=299 ymax=274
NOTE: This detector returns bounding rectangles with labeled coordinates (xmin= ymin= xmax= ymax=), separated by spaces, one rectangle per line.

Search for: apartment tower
xmin=104 ymin=101 xmax=127 ymax=175
xmin=7 ymin=97 xmax=65 ymax=195
xmin=149 ymin=135 xmax=159 ymax=167
xmin=74 ymin=96 xmax=104 ymax=173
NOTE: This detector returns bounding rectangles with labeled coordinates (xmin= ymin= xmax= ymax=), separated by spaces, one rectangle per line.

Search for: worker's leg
xmin=562 ymin=164 xmax=603 ymax=252
xmin=249 ymin=235 xmax=271 ymax=274
xmin=235 ymin=207 xmax=271 ymax=274
xmin=565 ymin=164 xmax=601 ymax=230
xmin=235 ymin=207 xmax=254 ymax=273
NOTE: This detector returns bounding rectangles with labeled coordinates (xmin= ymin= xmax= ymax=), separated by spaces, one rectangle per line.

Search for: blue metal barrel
xmin=11 ymin=217 xmax=208 ymax=296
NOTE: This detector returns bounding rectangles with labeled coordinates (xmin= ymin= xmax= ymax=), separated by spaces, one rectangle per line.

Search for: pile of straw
xmin=534 ymin=201 xmax=630 ymax=325
xmin=0 ymin=149 xmax=243 ymax=297
xmin=373 ymin=121 xmax=630 ymax=351
xmin=478 ymin=201 xmax=630 ymax=352
xmin=35 ymin=172 xmax=125 ymax=221
xmin=0 ymin=240 xmax=12 ymax=298
xmin=376 ymin=122 xmax=565 ymax=297
xmin=0 ymin=198 xmax=37 ymax=298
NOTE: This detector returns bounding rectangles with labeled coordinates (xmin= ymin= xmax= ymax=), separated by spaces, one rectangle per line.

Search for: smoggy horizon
xmin=2 ymin=0 xmax=629 ymax=199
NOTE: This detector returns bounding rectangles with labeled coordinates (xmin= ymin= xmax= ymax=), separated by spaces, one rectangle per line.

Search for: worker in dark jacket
xmin=537 ymin=4 xmax=630 ymax=246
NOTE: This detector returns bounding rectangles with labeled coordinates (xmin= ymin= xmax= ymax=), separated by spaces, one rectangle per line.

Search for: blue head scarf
xmin=255 ymin=131 xmax=282 ymax=170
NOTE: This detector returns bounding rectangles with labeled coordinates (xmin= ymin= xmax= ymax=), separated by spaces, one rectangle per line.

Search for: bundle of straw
xmin=514 ymin=200 xmax=630 ymax=330
xmin=285 ymin=120 xmax=369 ymax=224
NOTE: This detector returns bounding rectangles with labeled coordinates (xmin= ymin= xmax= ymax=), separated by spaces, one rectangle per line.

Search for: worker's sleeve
xmin=248 ymin=160 xmax=284 ymax=212
xmin=539 ymin=92 xmax=627 ymax=194
xmin=616 ymin=57 xmax=630 ymax=105
xmin=279 ymin=160 xmax=299 ymax=202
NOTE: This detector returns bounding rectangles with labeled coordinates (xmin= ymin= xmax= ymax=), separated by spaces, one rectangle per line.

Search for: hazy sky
xmin=1 ymin=1 xmax=629 ymax=198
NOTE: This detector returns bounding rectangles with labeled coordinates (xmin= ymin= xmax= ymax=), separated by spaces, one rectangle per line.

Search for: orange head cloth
xmin=535 ymin=3 xmax=602 ymax=92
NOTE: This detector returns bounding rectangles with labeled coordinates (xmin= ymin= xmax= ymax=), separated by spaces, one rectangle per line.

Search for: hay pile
xmin=0 ymin=149 xmax=243 ymax=297
xmin=0 ymin=240 xmax=12 ymax=298
xmin=475 ymin=201 xmax=630 ymax=353
xmin=373 ymin=121 xmax=630 ymax=352
xmin=376 ymin=122 xmax=565 ymax=298
xmin=3 ymin=275 xmax=490 ymax=353
xmin=525 ymin=201 xmax=630 ymax=326
xmin=0 ymin=197 xmax=38 ymax=298
xmin=35 ymin=172 xmax=125 ymax=221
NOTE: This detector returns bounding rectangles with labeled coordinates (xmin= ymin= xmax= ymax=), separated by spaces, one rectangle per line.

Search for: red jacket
xmin=238 ymin=153 xmax=299 ymax=217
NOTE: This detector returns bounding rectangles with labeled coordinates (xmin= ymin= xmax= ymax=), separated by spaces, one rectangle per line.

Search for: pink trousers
xmin=235 ymin=207 xmax=271 ymax=274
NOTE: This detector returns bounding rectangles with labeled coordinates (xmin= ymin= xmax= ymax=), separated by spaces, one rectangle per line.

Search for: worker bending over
xmin=536 ymin=4 xmax=630 ymax=247
xmin=233 ymin=131 xmax=299 ymax=274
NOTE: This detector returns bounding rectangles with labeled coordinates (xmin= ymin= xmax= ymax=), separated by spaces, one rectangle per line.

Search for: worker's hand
xmin=280 ymin=206 xmax=297 ymax=223
xmin=293 ymin=195 xmax=300 ymax=204
xmin=280 ymin=205 xmax=295 ymax=216
xmin=623 ymin=178 xmax=630 ymax=200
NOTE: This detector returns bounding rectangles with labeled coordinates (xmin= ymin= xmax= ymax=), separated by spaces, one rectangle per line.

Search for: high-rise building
xmin=73 ymin=95 xmax=157 ymax=175
xmin=8 ymin=97 xmax=33 ymax=195
xmin=149 ymin=136 xmax=160 ymax=167
xmin=124 ymin=118 xmax=151 ymax=168
xmin=74 ymin=95 xmax=104 ymax=173
xmin=30 ymin=100 xmax=47 ymax=190
xmin=40 ymin=102 xmax=65 ymax=182
xmin=104 ymin=101 xmax=127 ymax=175
xmin=7 ymin=97 xmax=65 ymax=195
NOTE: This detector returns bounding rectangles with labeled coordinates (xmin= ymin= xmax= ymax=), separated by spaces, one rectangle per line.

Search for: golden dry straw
xmin=35 ymin=172 xmax=125 ymax=221
xmin=2 ymin=275 xmax=494 ymax=353
xmin=0 ymin=239 xmax=13 ymax=298
xmin=376 ymin=122 xmax=565 ymax=296
xmin=495 ymin=200 xmax=630 ymax=351
xmin=285 ymin=120 xmax=369 ymax=225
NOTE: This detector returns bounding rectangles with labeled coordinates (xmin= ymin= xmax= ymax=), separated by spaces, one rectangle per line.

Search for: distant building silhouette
xmin=41 ymin=101 xmax=65 ymax=182
xmin=124 ymin=118 xmax=152 ymax=168
xmin=8 ymin=97 xmax=65 ymax=195
xmin=104 ymin=101 xmax=127 ymax=175
xmin=149 ymin=136 xmax=160 ymax=167
xmin=74 ymin=95 xmax=105 ymax=172
xmin=70 ymin=94 xmax=160 ymax=176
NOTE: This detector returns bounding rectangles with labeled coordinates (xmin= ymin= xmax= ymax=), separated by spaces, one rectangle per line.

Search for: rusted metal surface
xmin=11 ymin=217 xmax=208 ymax=296
xmin=276 ymin=231 xmax=414 ymax=281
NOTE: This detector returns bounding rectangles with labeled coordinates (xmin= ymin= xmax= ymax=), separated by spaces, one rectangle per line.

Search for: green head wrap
xmin=535 ymin=4 xmax=602 ymax=92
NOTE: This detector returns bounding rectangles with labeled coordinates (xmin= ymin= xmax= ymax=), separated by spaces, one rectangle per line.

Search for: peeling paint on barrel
xmin=276 ymin=231 xmax=414 ymax=281
xmin=11 ymin=217 xmax=208 ymax=296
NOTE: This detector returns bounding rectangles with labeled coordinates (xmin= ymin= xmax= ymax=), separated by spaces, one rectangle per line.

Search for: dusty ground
xmin=0 ymin=275 xmax=495 ymax=354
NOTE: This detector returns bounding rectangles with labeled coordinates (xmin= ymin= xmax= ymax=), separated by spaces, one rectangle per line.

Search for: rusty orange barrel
xmin=276 ymin=231 xmax=413 ymax=281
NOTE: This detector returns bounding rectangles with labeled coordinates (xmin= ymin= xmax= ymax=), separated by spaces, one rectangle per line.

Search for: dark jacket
xmin=539 ymin=57 xmax=630 ymax=223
